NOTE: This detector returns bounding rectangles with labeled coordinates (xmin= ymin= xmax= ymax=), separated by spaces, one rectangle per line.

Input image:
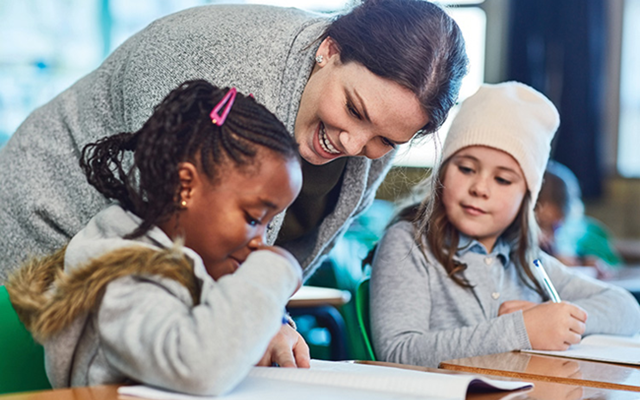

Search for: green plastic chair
xmin=355 ymin=278 xmax=376 ymax=361
xmin=0 ymin=285 xmax=52 ymax=394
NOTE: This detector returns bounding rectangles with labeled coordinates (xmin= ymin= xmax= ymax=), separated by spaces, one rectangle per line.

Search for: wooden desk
xmin=287 ymin=285 xmax=351 ymax=308
xmin=440 ymin=351 xmax=640 ymax=392
xmin=0 ymin=385 xmax=119 ymax=400
xmin=361 ymin=360 xmax=640 ymax=400
xmin=466 ymin=382 xmax=640 ymax=400
xmin=3 ymin=370 xmax=637 ymax=400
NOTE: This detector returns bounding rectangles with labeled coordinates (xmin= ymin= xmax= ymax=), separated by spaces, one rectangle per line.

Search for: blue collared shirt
xmin=455 ymin=234 xmax=511 ymax=268
xmin=450 ymin=234 xmax=543 ymax=320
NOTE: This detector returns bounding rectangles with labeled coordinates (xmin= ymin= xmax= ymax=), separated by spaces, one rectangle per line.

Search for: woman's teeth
xmin=319 ymin=124 xmax=340 ymax=155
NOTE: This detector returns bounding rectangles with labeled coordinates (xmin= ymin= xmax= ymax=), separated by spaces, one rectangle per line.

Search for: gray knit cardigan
xmin=0 ymin=4 xmax=395 ymax=282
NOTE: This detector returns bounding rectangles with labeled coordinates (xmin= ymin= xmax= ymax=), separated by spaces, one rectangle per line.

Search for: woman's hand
xmin=523 ymin=302 xmax=588 ymax=350
xmin=498 ymin=300 xmax=538 ymax=316
xmin=256 ymin=324 xmax=311 ymax=368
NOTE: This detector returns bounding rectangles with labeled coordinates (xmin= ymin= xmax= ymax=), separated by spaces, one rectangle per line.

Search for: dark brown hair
xmin=80 ymin=80 xmax=299 ymax=239
xmin=322 ymin=0 xmax=469 ymax=135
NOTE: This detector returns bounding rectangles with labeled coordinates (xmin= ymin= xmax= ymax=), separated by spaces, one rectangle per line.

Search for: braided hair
xmin=80 ymin=79 xmax=299 ymax=238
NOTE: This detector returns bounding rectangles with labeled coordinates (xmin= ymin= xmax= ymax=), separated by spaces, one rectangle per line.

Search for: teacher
xmin=0 ymin=0 xmax=467 ymax=282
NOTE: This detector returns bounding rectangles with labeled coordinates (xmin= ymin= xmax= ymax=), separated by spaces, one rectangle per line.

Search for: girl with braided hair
xmin=6 ymin=80 xmax=304 ymax=395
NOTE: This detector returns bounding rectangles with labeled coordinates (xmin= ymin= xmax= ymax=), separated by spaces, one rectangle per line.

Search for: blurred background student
xmin=536 ymin=160 xmax=622 ymax=279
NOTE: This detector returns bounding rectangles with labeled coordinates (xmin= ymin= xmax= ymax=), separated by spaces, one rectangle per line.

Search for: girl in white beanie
xmin=370 ymin=82 xmax=640 ymax=368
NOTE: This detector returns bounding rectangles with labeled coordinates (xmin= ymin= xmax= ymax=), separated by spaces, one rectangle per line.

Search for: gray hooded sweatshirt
xmin=8 ymin=204 xmax=301 ymax=395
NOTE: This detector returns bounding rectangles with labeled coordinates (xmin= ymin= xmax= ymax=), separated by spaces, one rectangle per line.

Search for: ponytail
xmin=81 ymin=132 xmax=138 ymax=211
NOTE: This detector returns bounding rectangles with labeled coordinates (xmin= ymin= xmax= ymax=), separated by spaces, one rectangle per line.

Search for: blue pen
xmin=533 ymin=259 xmax=561 ymax=303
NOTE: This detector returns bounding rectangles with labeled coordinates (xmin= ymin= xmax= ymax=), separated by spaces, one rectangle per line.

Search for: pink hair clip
xmin=210 ymin=87 xmax=237 ymax=126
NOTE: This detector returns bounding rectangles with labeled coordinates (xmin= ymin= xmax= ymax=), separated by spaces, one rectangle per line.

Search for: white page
xmin=118 ymin=360 xmax=531 ymax=400
xmin=523 ymin=345 xmax=640 ymax=365
xmin=248 ymin=360 xmax=530 ymax=398
xmin=119 ymin=377 xmax=432 ymax=400
xmin=580 ymin=334 xmax=640 ymax=348
xmin=522 ymin=334 xmax=640 ymax=365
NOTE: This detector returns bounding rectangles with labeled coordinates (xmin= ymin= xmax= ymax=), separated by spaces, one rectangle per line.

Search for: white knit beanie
xmin=441 ymin=81 xmax=560 ymax=205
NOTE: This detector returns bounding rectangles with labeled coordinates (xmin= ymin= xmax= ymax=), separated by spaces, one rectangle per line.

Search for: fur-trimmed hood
xmin=7 ymin=243 xmax=200 ymax=343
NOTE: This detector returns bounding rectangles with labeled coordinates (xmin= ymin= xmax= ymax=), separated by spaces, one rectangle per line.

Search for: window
xmin=0 ymin=0 xmax=208 ymax=145
xmin=617 ymin=0 xmax=640 ymax=177
xmin=0 ymin=1 xmax=103 ymax=145
xmin=393 ymin=5 xmax=486 ymax=167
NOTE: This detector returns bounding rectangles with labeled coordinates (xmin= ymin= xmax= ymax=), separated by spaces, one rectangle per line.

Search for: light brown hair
xmin=402 ymin=158 xmax=546 ymax=296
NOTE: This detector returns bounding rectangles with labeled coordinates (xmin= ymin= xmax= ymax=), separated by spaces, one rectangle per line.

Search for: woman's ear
xmin=317 ymin=36 xmax=341 ymax=62
xmin=177 ymin=162 xmax=199 ymax=208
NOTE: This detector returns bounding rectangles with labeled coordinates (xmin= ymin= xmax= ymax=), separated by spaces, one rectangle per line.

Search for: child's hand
xmin=256 ymin=324 xmax=311 ymax=368
xmin=498 ymin=300 xmax=538 ymax=315
xmin=523 ymin=302 xmax=588 ymax=350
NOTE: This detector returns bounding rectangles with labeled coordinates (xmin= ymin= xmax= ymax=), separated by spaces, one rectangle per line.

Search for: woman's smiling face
xmin=294 ymin=37 xmax=429 ymax=165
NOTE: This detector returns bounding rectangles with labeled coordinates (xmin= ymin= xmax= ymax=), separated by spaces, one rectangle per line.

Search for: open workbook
xmin=118 ymin=360 xmax=532 ymax=400
xmin=522 ymin=334 xmax=640 ymax=365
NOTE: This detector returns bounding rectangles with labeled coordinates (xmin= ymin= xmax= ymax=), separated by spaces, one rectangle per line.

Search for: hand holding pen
xmin=520 ymin=259 xmax=588 ymax=350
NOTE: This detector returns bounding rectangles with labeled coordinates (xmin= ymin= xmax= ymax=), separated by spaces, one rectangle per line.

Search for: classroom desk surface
xmin=361 ymin=360 xmax=640 ymax=400
xmin=287 ymin=285 xmax=351 ymax=308
xmin=440 ymin=351 xmax=640 ymax=392
xmin=3 ymin=369 xmax=639 ymax=400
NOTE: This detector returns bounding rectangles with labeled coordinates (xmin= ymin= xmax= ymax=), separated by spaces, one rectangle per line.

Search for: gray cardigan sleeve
xmin=370 ymin=222 xmax=530 ymax=368
xmin=540 ymin=252 xmax=640 ymax=336
xmin=95 ymin=250 xmax=299 ymax=396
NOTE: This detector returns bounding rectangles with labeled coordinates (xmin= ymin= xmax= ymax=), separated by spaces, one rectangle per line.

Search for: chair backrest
xmin=0 ymin=285 xmax=52 ymax=394
xmin=355 ymin=278 xmax=376 ymax=361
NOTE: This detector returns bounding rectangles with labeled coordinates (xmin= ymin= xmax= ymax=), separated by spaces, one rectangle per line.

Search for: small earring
xmin=315 ymin=55 xmax=324 ymax=64
xmin=181 ymin=200 xmax=187 ymax=208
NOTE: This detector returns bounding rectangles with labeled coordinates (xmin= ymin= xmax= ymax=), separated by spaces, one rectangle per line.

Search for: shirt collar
xmin=456 ymin=234 xmax=511 ymax=266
